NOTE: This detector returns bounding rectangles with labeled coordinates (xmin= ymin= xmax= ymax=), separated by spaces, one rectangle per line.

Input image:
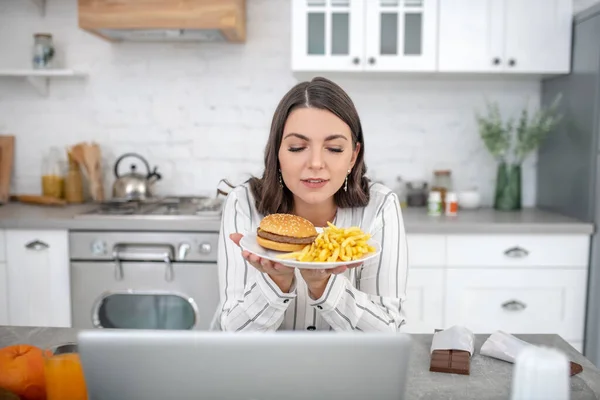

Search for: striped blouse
xmin=212 ymin=182 xmax=408 ymax=332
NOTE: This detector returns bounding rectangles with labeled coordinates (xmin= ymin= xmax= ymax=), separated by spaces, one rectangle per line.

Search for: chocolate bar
xmin=429 ymin=349 xmax=471 ymax=375
xmin=570 ymin=361 xmax=583 ymax=376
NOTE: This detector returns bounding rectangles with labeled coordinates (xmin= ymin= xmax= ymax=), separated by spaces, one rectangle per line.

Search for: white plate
xmin=239 ymin=232 xmax=381 ymax=269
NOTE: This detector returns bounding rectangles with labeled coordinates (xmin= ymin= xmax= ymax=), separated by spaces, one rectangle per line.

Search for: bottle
xmin=427 ymin=191 xmax=442 ymax=216
xmin=32 ymin=33 xmax=55 ymax=69
xmin=431 ymin=170 xmax=452 ymax=210
xmin=445 ymin=192 xmax=458 ymax=216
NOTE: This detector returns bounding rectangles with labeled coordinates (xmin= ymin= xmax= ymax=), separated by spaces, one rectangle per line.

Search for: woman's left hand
xmin=300 ymin=262 xmax=362 ymax=300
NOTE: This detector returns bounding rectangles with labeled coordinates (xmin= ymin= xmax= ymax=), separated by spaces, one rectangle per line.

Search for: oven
xmin=69 ymin=231 xmax=220 ymax=331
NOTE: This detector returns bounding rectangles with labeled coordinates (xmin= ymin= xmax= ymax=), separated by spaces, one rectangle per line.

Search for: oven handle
xmin=112 ymin=243 xmax=175 ymax=281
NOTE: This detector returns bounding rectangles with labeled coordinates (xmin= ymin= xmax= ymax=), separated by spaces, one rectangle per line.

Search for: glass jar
xmin=393 ymin=176 xmax=407 ymax=208
xmin=32 ymin=33 xmax=55 ymax=69
xmin=41 ymin=147 xmax=65 ymax=199
xmin=406 ymin=180 xmax=428 ymax=207
xmin=431 ymin=170 xmax=453 ymax=210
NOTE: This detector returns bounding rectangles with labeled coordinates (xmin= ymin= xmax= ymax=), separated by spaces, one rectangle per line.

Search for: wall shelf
xmin=0 ymin=69 xmax=87 ymax=96
xmin=29 ymin=0 xmax=46 ymax=16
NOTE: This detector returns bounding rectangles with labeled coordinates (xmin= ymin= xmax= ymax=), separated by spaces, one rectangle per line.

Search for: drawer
xmin=0 ymin=230 xmax=5 ymax=262
xmin=444 ymin=268 xmax=587 ymax=342
xmin=407 ymin=234 xmax=445 ymax=268
xmin=402 ymin=269 xmax=444 ymax=333
xmin=447 ymin=234 xmax=589 ymax=268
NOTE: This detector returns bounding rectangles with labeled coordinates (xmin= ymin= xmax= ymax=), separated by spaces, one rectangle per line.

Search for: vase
xmin=494 ymin=162 xmax=521 ymax=211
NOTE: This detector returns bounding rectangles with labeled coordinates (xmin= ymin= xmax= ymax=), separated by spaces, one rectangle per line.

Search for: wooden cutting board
xmin=0 ymin=135 xmax=15 ymax=204
xmin=12 ymin=194 xmax=66 ymax=206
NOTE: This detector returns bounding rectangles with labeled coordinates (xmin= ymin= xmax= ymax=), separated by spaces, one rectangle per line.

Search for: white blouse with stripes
xmin=212 ymin=182 xmax=409 ymax=332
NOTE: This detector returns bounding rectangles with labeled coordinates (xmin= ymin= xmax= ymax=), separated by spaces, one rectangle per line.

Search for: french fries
xmin=276 ymin=222 xmax=377 ymax=263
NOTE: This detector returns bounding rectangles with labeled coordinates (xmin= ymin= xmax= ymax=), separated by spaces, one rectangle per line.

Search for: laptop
xmin=77 ymin=329 xmax=411 ymax=400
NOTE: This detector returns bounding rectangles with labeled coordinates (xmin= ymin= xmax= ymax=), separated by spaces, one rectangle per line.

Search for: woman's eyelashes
xmin=287 ymin=146 xmax=344 ymax=153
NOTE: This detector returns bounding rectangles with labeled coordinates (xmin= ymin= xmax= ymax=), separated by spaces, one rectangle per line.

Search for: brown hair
xmin=248 ymin=77 xmax=370 ymax=216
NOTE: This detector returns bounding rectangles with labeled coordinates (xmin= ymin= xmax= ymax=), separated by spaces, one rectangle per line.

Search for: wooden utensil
xmin=0 ymin=135 xmax=15 ymax=204
xmin=12 ymin=194 xmax=67 ymax=206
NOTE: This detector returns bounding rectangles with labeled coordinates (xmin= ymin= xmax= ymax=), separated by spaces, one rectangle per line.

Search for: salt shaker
xmin=510 ymin=345 xmax=570 ymax=400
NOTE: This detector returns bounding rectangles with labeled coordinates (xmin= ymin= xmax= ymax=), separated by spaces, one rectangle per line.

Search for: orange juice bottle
xmin=43 ymin=344 xmax=88 ymax=400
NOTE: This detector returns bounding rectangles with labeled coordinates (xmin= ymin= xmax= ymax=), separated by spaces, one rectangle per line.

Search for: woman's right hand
xmin=229 ymin=233 xmax=295 ymax=293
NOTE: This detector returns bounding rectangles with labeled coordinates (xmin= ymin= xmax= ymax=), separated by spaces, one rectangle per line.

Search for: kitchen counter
xmin=0 ymin=202 xmax=593 ymax=234
xmin=1 ymin=326 xmax=599 ymax=399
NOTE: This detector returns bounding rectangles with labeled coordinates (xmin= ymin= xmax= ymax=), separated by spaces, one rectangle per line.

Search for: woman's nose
xmin=309 ymin=150 xmax=324 ymax=169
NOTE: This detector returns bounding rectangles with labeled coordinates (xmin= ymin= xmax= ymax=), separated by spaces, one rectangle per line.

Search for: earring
xmin=344 ymin=169 xmax=351 ymax=192
xmin=278 ymin=169 xmax=283 ymax=188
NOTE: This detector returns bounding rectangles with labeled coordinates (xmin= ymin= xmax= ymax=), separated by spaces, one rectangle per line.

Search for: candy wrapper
xmin=430 ymin=325 xmax=475 ymax=355
xmin=429 ymin=326 xmax=475 ymax=375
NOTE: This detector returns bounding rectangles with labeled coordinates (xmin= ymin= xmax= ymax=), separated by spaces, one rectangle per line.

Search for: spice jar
xmin=33 ymin=33 xmax=55 ymax=69
xmin=431 ymin=170 xmax=453 ymax=210
xmin=41 ymin=147 xmax=65 ymax=199
xmin=427 ymin=191 xmax=442 ymax=216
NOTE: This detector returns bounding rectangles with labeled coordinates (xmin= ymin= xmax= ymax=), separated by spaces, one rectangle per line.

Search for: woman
xmin=214 ymin=77 xmax=408 ymax=332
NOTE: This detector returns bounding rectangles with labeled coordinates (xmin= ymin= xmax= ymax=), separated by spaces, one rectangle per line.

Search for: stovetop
xmin=75 ymin=196 xmax=224 ymax=219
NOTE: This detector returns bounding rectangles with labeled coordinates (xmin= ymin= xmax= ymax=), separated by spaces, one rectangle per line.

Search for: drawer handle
xmin=502 ymin=300 xmax=527 ymax=311
xmin=25 ymin=240 xmax=49 ymax=251
xmin=504 ymin=246 xmax=529 ymax=258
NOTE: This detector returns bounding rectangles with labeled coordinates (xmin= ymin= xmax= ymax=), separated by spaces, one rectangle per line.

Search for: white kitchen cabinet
xmin=0 ymin=262 xmax=7 ymax=325
xmin=292 ymin=0 xmax=365 ymax=71
xmin=5 ymin=230 xmax=71 ymax=327
xmin=446 ymin=234 xmax=590 ymax=268
xmin=444 ymin=268 xmax=588 ymax=343
xmin=364 ymin=0 xmax=438 ymax=72
xmin=291 ymin=0 xmax=438 ymax=72
xmin=403 ymin=268 xmax=444 ymax=333
xmin=438 ymin=0 xmax=572 ymax=74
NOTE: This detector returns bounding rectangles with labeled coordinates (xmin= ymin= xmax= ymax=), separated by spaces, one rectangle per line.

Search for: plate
xmin=239 ymin=232 xmax=381 ymax=270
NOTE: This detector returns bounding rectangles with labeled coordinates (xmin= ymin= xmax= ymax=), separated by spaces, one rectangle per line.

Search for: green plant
xmin=475 ymin=94 xmax=563 ymax=165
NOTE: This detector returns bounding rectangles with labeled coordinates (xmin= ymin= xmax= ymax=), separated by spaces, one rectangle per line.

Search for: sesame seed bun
xmin=256 ymin=213 xmax=318 ymax=252
xmin=259 ymin=214 xmax=318 ymax=238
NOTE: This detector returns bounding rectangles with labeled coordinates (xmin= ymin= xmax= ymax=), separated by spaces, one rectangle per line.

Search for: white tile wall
xmin=0 ymin=0 xmax=570 ymax=205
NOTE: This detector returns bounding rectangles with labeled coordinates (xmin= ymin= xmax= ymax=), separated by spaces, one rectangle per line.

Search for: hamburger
xmin=256 ymin=213 xmax=318 ymax=252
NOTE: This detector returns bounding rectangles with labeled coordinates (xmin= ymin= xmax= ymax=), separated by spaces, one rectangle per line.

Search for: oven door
xmin=70 ymin=261 xmax=219 ymax=330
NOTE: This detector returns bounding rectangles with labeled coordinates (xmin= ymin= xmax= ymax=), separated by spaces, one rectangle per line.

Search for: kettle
xmin=112 ymin=153 xmax=162 ymax=200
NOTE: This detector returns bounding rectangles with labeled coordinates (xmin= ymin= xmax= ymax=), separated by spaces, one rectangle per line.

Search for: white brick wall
xmin=0 ymin=0 xmax=563 ymax=206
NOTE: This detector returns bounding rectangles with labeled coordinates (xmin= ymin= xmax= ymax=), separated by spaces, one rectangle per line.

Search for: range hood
xmin=78 ymin=0 xmax=246 ymax=43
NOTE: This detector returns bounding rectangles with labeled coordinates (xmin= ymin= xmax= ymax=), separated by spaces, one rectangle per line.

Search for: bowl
xmin=457 ymin=190 xmax=481 ymax=209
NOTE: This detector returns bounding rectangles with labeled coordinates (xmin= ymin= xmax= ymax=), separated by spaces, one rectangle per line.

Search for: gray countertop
xmin=0 ymin=202 xmax=593 ymax=234
xmin=1 ymin=326 xmax=599 ymax=399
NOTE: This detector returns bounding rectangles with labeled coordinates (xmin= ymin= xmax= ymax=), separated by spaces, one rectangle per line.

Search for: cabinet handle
xmin=502 ymin=300 xmax=527 ymax=311
xmin=164 ymin=256 xmax=174 ymax=282
xmin=25 ymin=240 xmax=49 ymax=251
xmin=492 ymin=57 xmax=501 ymax=65
xmin=504 ymin=246 xmax=529 ymax=258
xmin=352 ymin=57 xmax=360 ymax=65
xmin=199 ymin=243 xmax=212 ymax=254
xmin=509 ymin=59 xmax=516 ymax=67
xmin=368 ymin=57 xmax=376 ymax=65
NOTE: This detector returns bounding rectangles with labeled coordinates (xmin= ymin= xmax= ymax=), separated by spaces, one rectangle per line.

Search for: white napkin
xmin=430 ymin=325 xmax=475 ymax=356
xmin=480 ymin=330 xmax=531 ymax=363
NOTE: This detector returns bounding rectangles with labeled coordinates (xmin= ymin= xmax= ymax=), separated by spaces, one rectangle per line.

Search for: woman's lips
xmin=301 ymin=178 xmax=329 ymax=189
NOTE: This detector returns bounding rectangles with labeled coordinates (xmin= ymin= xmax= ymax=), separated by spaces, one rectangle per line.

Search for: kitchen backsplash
xmin=0 ymin=0 xmax=590 ymax=205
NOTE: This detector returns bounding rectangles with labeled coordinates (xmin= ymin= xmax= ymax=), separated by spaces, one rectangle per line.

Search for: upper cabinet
xmin=438 ymin=0 xmax=573 ymax=74
xmin=291 ymin=0 xmax=438 ymax=72
xmin=291 ymin=0 xmax=573 ymax=75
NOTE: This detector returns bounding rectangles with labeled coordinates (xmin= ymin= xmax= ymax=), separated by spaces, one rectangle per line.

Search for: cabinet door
xmin=445 ymin=269 xmax=587 ymax=343
xmin=402 ymin=269 xmax=444 ymax=333
xmin=503 ymin=0 xmax=572 ymax=73
xmin=292 ymin=0 xmax=365 ymax=71
xmin=6 ymin=230 xmax=71 ymax=327
xmin=364 ymin=0 xmax=438 ymax=71
xmin=0 ymin=262 xmax=7 ymax=325
xmin=438 ymin=0 xmax=504 ymax=72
